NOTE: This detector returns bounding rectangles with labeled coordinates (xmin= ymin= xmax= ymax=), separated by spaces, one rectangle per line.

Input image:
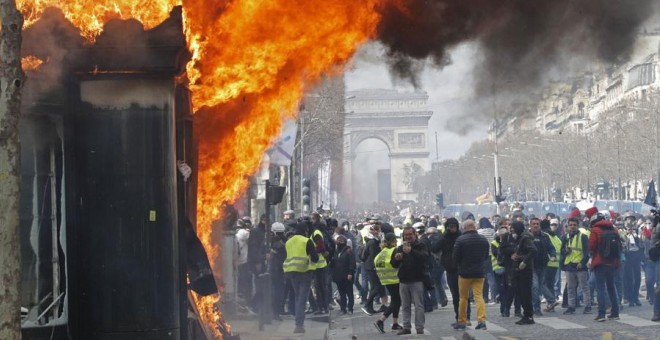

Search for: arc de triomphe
xmin=342 ymin=89 xmax=433 ymax=204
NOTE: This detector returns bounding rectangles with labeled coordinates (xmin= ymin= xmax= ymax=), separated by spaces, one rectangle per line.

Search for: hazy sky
xmin=345 ymin=42 xmax=489 ymax=162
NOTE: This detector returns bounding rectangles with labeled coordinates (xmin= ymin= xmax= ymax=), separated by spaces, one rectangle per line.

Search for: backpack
xmin=599 ymin=228 xmax=621 ymax=261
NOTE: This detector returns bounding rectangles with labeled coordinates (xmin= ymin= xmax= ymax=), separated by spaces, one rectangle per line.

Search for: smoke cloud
xmin=376 ymin=0 xmax=656 ymax=95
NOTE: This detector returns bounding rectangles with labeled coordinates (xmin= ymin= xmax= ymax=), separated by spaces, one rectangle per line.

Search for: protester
xmin=391 ymin=226 xmax=429 ymax=335
xmin=510 ymin=221 xmax=537 ymax=325
xmin=331 ymin=235 xmax=355 ymax=315
xmin=373 ymin=233 xmax=403 ymax=333
xmin=588 ymin=209 xmax=621 ymax=322
xmin=560 ymin=218 xmax=592 ymax=315
xmin=452 ymin=219 xmax=490 ymax=330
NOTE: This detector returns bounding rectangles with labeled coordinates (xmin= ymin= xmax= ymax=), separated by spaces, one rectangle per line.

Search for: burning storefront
xmin=18 ymin=7 xmax=233 ymax=340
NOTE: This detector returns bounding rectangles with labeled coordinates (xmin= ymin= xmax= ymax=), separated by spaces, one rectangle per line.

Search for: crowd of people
xmin=234 ymin=204 xmax=660 ymax=334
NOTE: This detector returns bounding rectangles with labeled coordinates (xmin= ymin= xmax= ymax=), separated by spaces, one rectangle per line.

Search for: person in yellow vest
xmin=559 ymin=217 xmax=592 ymax=315
xmin=491 ymin=226 xmax=509 ymax=317
xmin=309 ymin=213 xmax=330 ymax=315
xmin=373 ymin=233 xmax=403 ymax=333
xmin=283 ymin=223 xmax=319 ymax=334
xmin=543 ymin=219 xmax=563 ymax=312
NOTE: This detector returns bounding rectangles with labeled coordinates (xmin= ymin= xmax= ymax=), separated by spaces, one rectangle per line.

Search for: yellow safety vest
xmin=547 ymin=234 xmax=562 ymax=268
xmin=283 ymin=235 xmax=311 ymax=273
xmin=374 ymin=247 xmax=399 ymax=285
xmin=491 ymin=239 xmax=502 ymax=271
xmin=308 ymin=229 xmax=327 ymax=270
xmin=563 ymin=232 xmax=585 ymax=266
xmin=579 ymin=227 xmax=591 ymax=238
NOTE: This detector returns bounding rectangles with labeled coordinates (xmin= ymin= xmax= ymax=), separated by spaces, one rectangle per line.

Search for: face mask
xmin=512 ymin=233 xmax=518 ymax=239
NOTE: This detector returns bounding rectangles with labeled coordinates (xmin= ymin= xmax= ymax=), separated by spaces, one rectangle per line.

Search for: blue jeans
xmin=654 ymin=261 xmax=660 ymax=313
xmin=434 ymin=263 xmax=448 ymax=303
xmin=286 ymin=271 xmax=313 ymax=326
xmin=532 ymin=268 xmax=555 ymax=311
xmin=645 ymin=260 xmax=656 ymax=304
xmin=594 ymin=265 xmax=620 ymax=316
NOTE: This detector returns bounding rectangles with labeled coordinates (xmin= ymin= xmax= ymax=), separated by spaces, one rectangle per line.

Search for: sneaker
xmin=374 ymin=320 xmax=385 ymax=334
xmin=582 ymin=306 xmax=592 ymax=314
xmin=652 ymin=312 xmax=660 ymax=322
xmin=501 ymin=312 xmax=510 ymax=317
xmin=416 ymin=329 xmax=424 ymax=335
xmin=534 ymin=310 xmax=543 ymax=317
xmin=514 ymin=312 xmax=523 ymax=317
xmin=453 ymin=323 xmax=466 ymax=330
xmin=544 ymin=301 xmax=559 ymax=312
xmin=466 ymin=321 xmax=472 ymax=326
xmin=347 ymin=310 xmax=353 ymax=315
xmin=392 ymin=323 xmax=403 ymax=330
xmin=441 ymin=298 xmax=449 ymax=307
xmin=563 ymin=307 xmax=576 ymax=315
xmin=476 ymin=322 xmax=487 ymax=330
xmin=515 ymin=317 xmax=535 ymax=325
xmin=361 ymin=307 xmax=375 ymax=316
xmin=594 ymin=314 xmax=607 ymax=322
xmin=294 ymin=326 xmax=305 ymax=333
xmin=607 ymin=314 xmax=619 ymax=320
xmin=397 ymin=328 xmax=412 ymax=335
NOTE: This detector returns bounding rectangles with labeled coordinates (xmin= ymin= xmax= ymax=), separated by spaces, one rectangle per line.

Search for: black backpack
xmin=599 ymin=228 xmax=621 ymax=261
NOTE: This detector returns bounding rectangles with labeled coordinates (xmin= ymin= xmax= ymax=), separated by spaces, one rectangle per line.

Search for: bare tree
xmin=0 ymin=1 xmax=24 ymax=338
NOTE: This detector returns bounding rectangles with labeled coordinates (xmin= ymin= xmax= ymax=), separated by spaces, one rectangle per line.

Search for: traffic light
xmin=435 ymin=193 xmax=444 ymax=209
xmin=301 ymin=178 xmax=311 ymax=209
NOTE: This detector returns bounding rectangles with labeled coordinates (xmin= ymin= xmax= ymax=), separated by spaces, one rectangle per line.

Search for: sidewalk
xmin=224 ymin=307 xmax=330 ymax=340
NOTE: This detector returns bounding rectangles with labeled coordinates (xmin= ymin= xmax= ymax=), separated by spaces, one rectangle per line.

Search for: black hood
xmin=511 ymin=221 xmax=526 ymax=235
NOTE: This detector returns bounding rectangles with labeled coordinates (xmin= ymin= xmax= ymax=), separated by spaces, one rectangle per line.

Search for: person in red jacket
xmin=587 ymin=207 xmax=621 ymax=322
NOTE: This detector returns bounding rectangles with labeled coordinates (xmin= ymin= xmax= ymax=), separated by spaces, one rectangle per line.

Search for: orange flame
xmin=18 ymin=0 xmax=178 ymax=40
xmin=21 ymin=55 xmax=44 ymax=70
xmin=19 ymin=0 xmax=386 ymax=338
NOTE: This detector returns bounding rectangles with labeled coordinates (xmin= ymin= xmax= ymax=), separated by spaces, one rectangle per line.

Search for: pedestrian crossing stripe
xmin=534 ymin=317 xmax=587 ymax=329
xmin=615 ymin=314 xmax=659 ymax=327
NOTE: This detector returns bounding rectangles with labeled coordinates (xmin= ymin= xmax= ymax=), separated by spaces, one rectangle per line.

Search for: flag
xmin=644 ymin=179 xmax=657 ymax=208
xmin=267 ymin=119 xmax=297 ymax=166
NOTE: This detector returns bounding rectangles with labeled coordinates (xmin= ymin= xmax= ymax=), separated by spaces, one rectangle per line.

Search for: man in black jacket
xmin=434 ymin=218 xmax=470 ymax=325
xmin=391 ymin=226 xmax=429 ymax=335
xmin=529 ymin=218 xmax=557 ymax=315
xmin=511 ymin=221 xmax=537 ymax=325
xmin=360 ymin=224 xmax=384 ymax=315
xmin=452 ymin=219 xmax=490 ymax=330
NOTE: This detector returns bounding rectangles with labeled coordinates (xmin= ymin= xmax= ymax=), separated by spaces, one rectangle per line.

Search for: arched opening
xmin=352 ymin=138 xmax=391 ymax=205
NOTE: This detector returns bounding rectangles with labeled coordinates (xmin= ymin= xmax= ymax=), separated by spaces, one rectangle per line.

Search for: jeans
xmin=644 ymin=260 xmax=656 ymax=304
xmin=271 ymin=273 xmax=286 ymax=315
xmin=354 ymin=264 xmax=367 ymax=301
xmin=447 ymin=271 xmax=470 ymax=321
xmin=495 ymin=272 xmax=511 ymax=315
xmin=532 ymin=267 xmax=555 ymax=311
xmin=623 ymin=252 xmax=642 ymax=304
xmin=286 ymin=271 xmax=313 ymax=327
xmin=485 ymin=271 xmax=498 ymax=302
xmin=653 ymin=261 xmax=660 ymax=313
xmin=554 ymin=266 xmax=562 ymax=298
xmin=359 ymin=264 xmax=369 ymax=301
xmin=384 ymin=284 xmax=401 ymax=319
xmin=459 ymin=277 xmax=486 ymax=324
xmin=594 ymin=265 xmax=620 ymax=317
xmin=400 ymin=282 xmax=425 ymax=331
xmin=433 ymin=262 xmax=448 ymax=304
xmin=544 ymin=266 xmax=558 ymax=300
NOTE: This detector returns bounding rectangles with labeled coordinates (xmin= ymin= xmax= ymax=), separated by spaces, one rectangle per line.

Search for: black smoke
xmin=376 ymin=0 xmax=656 ymax=94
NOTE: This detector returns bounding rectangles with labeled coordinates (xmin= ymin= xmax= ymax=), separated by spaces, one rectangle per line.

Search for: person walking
xmin=560 ymin=218 xmax=592 ymax=315
xmin=588 ymin=211 xmax=621 ymax=322
xmin=391 ymin=226 xmax=429 ymax=335
xmin=373 ymin=233 xmax=403 ymax=333
xmin=283 ymin=223 xmax=320 ymax=334
xmin=510 ymin=221 xmax=537 ymax=325
xmin=529 ymin=218 xmax=557 ymax=315
xmin=330 ymin=235 xmax=355 ymax=315
xmin=361 ymin=223 xmax=385 ymax=315
xmin=452 ymin=219 xmax=490 ymax=331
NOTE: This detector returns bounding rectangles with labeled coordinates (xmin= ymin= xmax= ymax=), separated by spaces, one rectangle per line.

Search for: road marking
xmin=602 ymin=332 xmax=612 ymax=340
xmin=616 ymin=314 xmax=659 ymax=327
xmin=534 ymin=317 xmax=587 ymax=329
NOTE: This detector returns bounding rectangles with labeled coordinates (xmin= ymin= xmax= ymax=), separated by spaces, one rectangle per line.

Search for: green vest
xmin=563 ymin=232 xmax=585 ymax=266
xmin=374 ymin=247 xmax=399 ymax=285
xmin=491 ymin=239 xmax=503 ymax=271
xmin=308 ymin=229 xmax=327 ymax=270
xmin=284 ymin=235 xmax=311 ymax=273
xmin=547 ymin=233 xmax=562 ymax=268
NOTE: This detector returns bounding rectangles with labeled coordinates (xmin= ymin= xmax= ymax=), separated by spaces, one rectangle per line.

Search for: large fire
xmin=18 ymin=0 xmax=384 ymax=338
